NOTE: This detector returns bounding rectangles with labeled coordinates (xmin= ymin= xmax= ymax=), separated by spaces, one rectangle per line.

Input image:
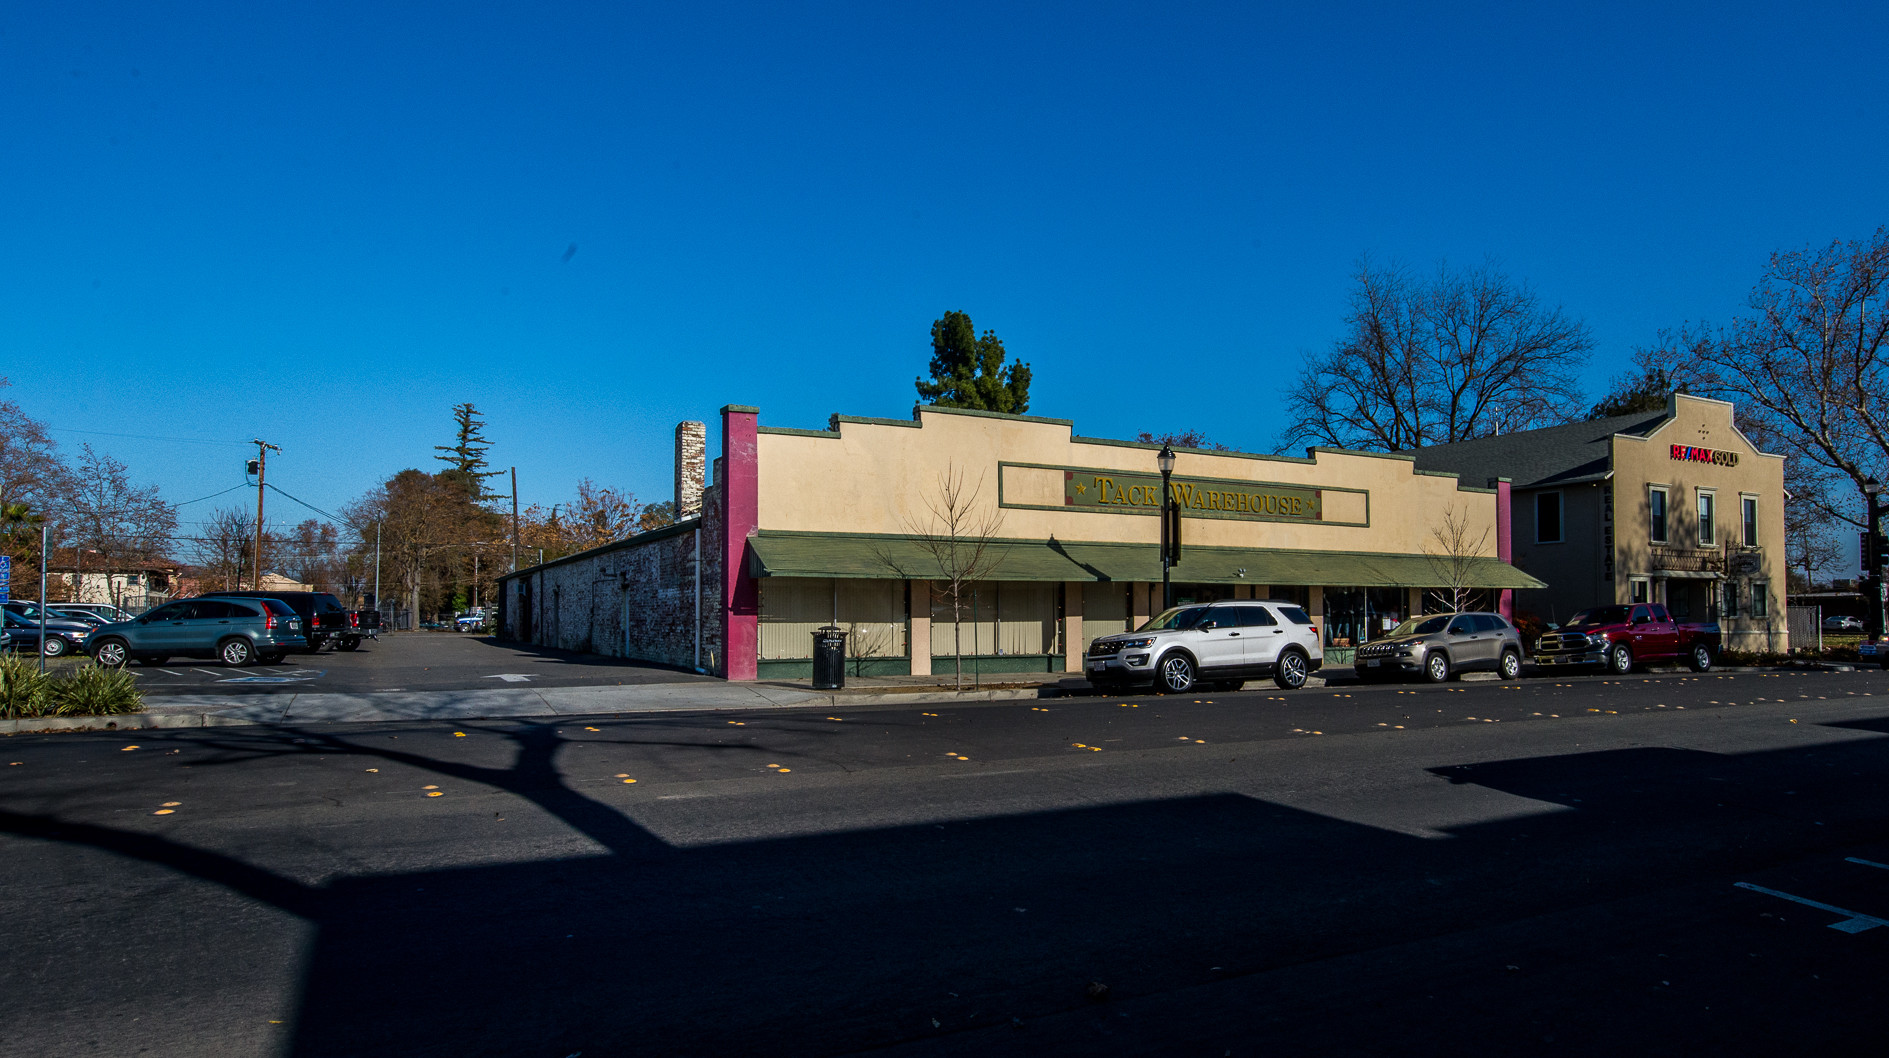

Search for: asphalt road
xmin=111 ymin=631 xmax=717 ymax=696
xmin=3 ymin=669 xmax=1886 ymax=1057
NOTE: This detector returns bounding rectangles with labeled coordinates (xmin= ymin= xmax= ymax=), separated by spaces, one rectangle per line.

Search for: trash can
xmin=811 ymin=625 xmax=848 ymax=690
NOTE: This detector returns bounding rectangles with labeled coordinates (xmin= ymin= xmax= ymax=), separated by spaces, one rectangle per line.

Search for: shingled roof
xmin=1409 ymin=409 xmax=1669 ymax=489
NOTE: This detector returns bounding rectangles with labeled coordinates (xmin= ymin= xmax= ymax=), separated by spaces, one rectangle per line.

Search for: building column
xmin=721 ymin=405 xmax=760 ymax=681
xmin=1132 ymin=582 xmax=1152 ymax=628
xmin=1063 ymin=581 xmax=1084 ymax=673
xmin=1307 ymin=585 xmax=1324 ymax=642
xmin=1492 ymin=477 xmax=1515 ymax=622
xmin=909 ymin=580 xmax=932 ymax=676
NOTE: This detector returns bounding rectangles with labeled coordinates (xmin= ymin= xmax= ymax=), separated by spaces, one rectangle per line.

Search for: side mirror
xmin=1197 ymin=620 xmax=1218 ymax=631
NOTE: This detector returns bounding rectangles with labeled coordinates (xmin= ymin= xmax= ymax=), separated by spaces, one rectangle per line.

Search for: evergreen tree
xmin=1587 ymin=365 xmax=1677 ymax=419
xmin=433 ymin=403 xmax=502 ymax=500
xmin=914 ymin=311 xmax=1031 ymax=413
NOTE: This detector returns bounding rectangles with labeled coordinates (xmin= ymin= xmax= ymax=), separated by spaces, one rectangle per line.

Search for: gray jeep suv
xmin=1352 ymin=611 xmax=1524 ymax=682
xmin=1086 ymin=599 xmax=1324 ymax=692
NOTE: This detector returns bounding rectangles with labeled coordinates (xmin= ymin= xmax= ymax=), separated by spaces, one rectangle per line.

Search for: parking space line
xmin=1734 ymin=882 xmax=1889 ymax=933
xmin=191 ymin=668 xmax=222 ymax=677
xmin=1845 ymin=857 xmax=1889 ymax=872
xmin=160 ymin=670 xmax=184 ymax=676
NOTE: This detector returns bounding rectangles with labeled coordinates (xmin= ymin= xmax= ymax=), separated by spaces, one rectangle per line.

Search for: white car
xmin=455 ymin=610 xmax=489 ymax=632
xmin=1085 ymin=598 xmax=1323 ymax=692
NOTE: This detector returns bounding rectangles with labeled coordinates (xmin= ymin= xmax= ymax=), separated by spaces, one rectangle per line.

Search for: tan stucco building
xmin=501 ymin=404 xmax=1542 ymax=679
xmin=1413 ymin=394 xmax=1788 ymax=652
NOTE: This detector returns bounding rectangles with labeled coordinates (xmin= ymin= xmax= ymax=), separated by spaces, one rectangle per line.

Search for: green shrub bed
xmin=0 ymin=654 xmax=145 ymax=719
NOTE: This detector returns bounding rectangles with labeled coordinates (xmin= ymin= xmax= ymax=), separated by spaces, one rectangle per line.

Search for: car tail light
xmin=264 ymin=612 xmax=277 ymax=630
xmin=349 ymin=612 xmax=360 ymax=628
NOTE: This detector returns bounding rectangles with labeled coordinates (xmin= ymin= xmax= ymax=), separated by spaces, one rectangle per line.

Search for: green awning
xmin=746 ymin=532 xmax=1544 ymax=590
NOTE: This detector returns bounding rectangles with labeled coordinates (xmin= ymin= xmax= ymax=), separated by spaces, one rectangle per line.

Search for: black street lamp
xmin=1157 ymin=444 xmax=1176 ymax=611
xmin=1866 ymin=478 xmax=1885 ymax=649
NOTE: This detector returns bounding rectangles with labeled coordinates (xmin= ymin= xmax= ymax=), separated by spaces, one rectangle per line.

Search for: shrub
xmin=46 ymin=664 xmax=144 ymax=717
xmin=0 ymin=653 xmax=52 ymax=719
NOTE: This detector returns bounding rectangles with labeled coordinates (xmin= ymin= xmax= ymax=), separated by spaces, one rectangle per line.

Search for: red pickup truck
xmin=1532 ymin=603 xmax=1720 ymax=674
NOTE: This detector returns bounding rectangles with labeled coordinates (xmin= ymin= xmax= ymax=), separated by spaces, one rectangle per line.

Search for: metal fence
xmin=1786 ymin=606 xmax=1822 ymax=652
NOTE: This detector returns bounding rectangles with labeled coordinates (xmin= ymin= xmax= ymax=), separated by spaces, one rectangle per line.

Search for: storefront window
xmin=1322 ymin=587 xmax=1407 ymax=647
xmin=1081 ymin=582 xmax=1131 ymax=643
xmin=759 ymin=578 xmax=907 ymax=660
xmin=929 ymin=582 xmax=1057 ymax=658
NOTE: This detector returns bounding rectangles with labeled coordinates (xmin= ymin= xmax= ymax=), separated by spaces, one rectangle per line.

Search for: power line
xmin=47 ymin=427 xmax=249 ymax=448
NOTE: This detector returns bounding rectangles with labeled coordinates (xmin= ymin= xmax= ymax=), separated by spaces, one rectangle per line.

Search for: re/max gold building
xmin=1412 ymin=394 xmax=1788 ymax=652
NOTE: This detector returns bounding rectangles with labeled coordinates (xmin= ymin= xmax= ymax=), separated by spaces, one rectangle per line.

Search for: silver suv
xmin=1352 ymin=611 xmax=1523 ymax=682
xmin=1086 ymin=599 xmax=1324 ymax=693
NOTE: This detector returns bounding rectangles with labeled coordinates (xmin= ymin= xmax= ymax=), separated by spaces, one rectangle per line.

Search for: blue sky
xmin=3 ymin=1 xmax=1886 ymax=545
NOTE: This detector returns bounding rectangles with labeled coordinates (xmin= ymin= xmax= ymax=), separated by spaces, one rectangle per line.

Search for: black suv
xmin=214 ymin=591 xmax=363 ymax=652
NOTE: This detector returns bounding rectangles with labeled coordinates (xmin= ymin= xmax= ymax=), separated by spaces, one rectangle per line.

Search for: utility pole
xmin=373 ymin=521 xmax=382 ymax=624
xmin=250 ymin=439 xmax=280 ymax=590
xmin=511 ymin=466 xmax=520 ymax=572
xmin=37 ymin=523 xmax=48 ymax=675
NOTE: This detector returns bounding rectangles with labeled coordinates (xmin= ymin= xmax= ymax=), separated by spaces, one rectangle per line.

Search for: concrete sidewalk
xmin=3 ymin=661 xmax=1866 ymax=735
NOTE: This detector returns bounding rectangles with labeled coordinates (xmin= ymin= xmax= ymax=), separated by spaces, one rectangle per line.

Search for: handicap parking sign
xmin=0 ymin=554 xmax=9 ymax=603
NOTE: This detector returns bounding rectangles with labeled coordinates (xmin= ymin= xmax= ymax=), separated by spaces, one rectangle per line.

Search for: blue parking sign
xmin=0 ymin=554 xmax=9 ymax=602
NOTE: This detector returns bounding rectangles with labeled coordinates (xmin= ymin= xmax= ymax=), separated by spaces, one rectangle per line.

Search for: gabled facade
xmin=1412 ymin=394 xmax=1788 ymax=651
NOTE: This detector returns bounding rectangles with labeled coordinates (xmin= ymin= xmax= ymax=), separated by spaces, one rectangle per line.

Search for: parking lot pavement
xmin=124 ymin=632 xmax=718 ymax=697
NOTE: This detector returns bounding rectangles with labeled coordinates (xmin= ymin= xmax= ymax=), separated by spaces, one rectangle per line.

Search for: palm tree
xmin=0 ymin=501 xmax=41 ymax=541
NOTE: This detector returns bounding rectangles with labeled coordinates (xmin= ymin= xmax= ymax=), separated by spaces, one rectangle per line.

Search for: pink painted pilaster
xmin=721 ymin=405 xmax=760 ymax=680
xmin=1492 ymin=478 xmax=1515 ymax=622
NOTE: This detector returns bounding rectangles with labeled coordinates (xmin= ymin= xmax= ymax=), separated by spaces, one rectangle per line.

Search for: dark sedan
xmin=0 ymin=607 xmax=95 ymax=658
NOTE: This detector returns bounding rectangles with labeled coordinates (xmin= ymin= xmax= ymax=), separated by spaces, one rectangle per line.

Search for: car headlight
xmin=1117 ymin=637 xmax=1155 ymax=649
xmin=1587 ymin=632 xmax=1608 ymax=647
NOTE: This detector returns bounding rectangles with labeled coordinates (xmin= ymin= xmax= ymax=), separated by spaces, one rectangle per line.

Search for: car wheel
xmin=1273 ymin=649 xmax=1310 ymax=690
xmin=1687 ymin=644 xmax=1713 ymax=673
xmin=1608 ymin=644 xmax=1633 ymax=675
xmin=41 ymin=636 xmax=68 ymax=658
xmin=219 ymin=637 xmax=256 ymax=667
xmin=1498 ymin=650 xmax=1522 ymax=680
xmin=1157 ymin=653 xmax=1197 ymax=694
xmin=1423 ymin=651 xmax=1451 ymax=683
xmin=92 ymin=638 xmax=130 ymax=668
xmin=336 ymin=637 xmax=361 ymax=652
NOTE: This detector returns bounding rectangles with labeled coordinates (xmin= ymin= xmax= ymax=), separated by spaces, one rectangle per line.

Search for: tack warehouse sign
xmin=1001 ymin=464 xmax=1367 ymax=525
xmin=1671 ymin=444 xmax=1739 ymax=467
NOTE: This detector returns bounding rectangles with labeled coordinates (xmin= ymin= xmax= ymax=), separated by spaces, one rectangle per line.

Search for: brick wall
xmin=498 ymin=510 xmax=725 ymax=674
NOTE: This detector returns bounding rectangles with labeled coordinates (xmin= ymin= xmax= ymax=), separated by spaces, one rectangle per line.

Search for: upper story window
xmin=1536 ymin=491 xmax=1564 ymax=544
xmin=1649 ymin=487 xmax=1669 ymax=543
xmin=1697 ymin=490 xmax=1716 ymax=547
xmin=1742 ymin=496 xmax=1759 ymax=547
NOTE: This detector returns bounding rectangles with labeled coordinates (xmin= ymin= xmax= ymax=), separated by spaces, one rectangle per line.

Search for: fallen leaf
xmin=161 ymin=801 xmax=181 ymax=807
xmin=585 ymin=727 xmax=600 ymax=732
xmin=365 ymin=768 xmax=379 ymax=773
xmin=422 ymin=785 xmax=439 ymax=790
xmin=426 ymin=791 xmax=444 ymax=797
xmin=121 ymin=746 xmax=139 ymax=752
xmin=615 ymin=773 xmax=630 ymax=778
xmin=777 ymin=768 xmax=792 ymax=773
xmin=152 ymin=809 xmax=174 ymax=815
xmin=622 ymin=778 xmax=636 ymax=784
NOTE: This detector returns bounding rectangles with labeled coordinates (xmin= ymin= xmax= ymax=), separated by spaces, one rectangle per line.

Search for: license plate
xmin=1366 ymin=659 xmax=1382 ymax=667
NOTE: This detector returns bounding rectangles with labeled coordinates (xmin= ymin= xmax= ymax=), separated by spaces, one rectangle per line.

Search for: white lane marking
xmin=191 ymin=668 xmax=222 ymax=677
xmin=160 ymin=669 xmax=184 ymax=676
xmin=483 ymin=673 xmax=533 ymax=683
xmin=1846 ymin=857 xmax=1889 ymax=872
xmin=941 ymin=769 xmax=1033 ymax=779
xmin=1734 ymin=882 xmax=1889 ymax=933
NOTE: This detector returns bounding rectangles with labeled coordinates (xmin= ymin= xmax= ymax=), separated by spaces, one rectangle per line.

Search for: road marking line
xmin=941 ymin=769 xmax=1033 ymax=778
xmin=160 ymin=669 xmax=184 ymax=676
xmin=191 ymin=668 xmax=221 ymax=677
xmin=1734 ymin=882 xmax=1889 ymax=932
xmin=1845 ymin=857 xmax=1889 ymax=872
xmin=483 ymin=673 xmax=533 ymax=683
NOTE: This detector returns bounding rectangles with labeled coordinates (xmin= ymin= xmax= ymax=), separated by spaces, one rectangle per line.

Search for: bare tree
xmin=62 ymin=444 xmax=177 ymax=609
xmin=191 ymin=507 xmax=266 ymax=591
xmin=880 ymin=465 xmax=1008 ymax=691
xmin=1666 ymin=226 xmax=1889 ymax=530
xmin=1423 ymin=504 xmax=1493 ymax=614
xmin=1784 ymin=486 xmax=1843 ymax=592
xmin=1280 ymin=257 xmax=1593 ymax=452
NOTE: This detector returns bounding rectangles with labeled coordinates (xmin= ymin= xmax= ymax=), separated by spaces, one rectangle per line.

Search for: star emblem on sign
xmin=1074 ymin=482 xmax=1087 ymax=494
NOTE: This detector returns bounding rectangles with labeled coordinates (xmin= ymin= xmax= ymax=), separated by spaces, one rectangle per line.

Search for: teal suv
xmin=87 ymin=596 xmax=308 ymax=667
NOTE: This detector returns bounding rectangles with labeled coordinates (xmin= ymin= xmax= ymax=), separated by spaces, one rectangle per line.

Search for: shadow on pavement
xmin=3 ymin=713 xmax=1888 ymax=1056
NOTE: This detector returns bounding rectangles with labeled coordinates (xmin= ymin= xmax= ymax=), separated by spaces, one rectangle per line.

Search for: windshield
xmin=1138 ymin=606 xmax=1212 ymax=632
xmin=1567 ymin=606 xmax=1632 ymax=627
xmin=1388 ymin=615 xmax=1452 ymax=637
